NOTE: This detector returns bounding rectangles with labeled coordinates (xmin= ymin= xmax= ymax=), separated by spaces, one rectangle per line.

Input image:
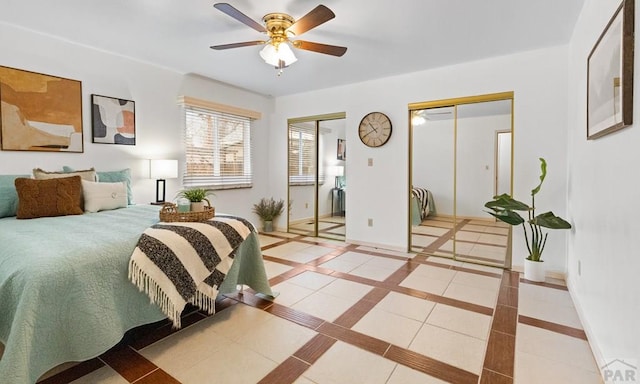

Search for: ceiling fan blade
xmin=287 ymin=5 xmax=335 ymax=36
xmin=293 ymin=40 xmax=347 ymax=57
xmin=210 ymin=41 xmax=265 ymax=50
xmin=213 ymin=3 xmax=267 ymax=33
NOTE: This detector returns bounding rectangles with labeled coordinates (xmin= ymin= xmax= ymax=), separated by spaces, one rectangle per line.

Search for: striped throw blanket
xmin=412 ymin=187 xmax=433 ymax=220
xmin=129 ymin=215 xmax=256 ymax=328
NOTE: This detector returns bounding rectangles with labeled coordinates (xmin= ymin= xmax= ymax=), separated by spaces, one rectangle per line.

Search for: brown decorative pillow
xmin=15 ymin=176 xmax=84 ymax=219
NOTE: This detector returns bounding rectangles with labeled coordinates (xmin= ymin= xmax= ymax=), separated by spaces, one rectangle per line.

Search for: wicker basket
xmin=159 ymin=202 xmax=215 ymax=222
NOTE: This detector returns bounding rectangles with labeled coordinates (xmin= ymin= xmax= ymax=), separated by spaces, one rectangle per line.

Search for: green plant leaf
xmin=530 ymin=211 xmax=572 ymax=229
xmin=484 ymin=194 xmax=530 ymax=211
xmin=531 ymin=158 xmax=547 ymax=197
xmin=486 ymin=210 xmax=525 ymax=225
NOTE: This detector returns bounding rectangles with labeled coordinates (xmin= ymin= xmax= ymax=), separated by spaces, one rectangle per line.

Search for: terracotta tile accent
xmin=421 ymin=293 xmax=495 ymax=316
xmin=519 ymin=315 xmax=587 ymax=340
xmin=225 ymin=291 xmax=274 ymax=310
xmin=316 ymin=322 xmax=390 ymax=356
xmin=497 ymin=286 xmax=519 ymax=308
xmin=37 ymin=358 xmax=104 ymax=384
xmin=293 ymin=334 xmax=337 ymax=364
xmin=492 ymin=305 xmax=518 ymax=335
xmin=264 ymin=302 xmax=325 ymax=330
xmin=267 ymin=267 xmax=305 ymax=286
xmin=257 ymin=356 xmax=310 ymax=384
xmin=479 ymin=369 xmax=513 ymax=384
xmin=262 ymin=255 xmax=303 ymax=267
xmin=333 ymin=288 xmax=389 ymax=328
xmin=451 ymin=265 xmax=503 ymax=279
xmin=482 ymin=330 xmax=516 ymax=377
xmin=134 ymin=369 xmax=181 ymax=384
xmin=501 ymin=271 xmax=520 ymax=288
xmin=519 ymin=278 xmax=568 ymax=291
xmin=100 ymin=346 xmax=157 ymax=382
xmin=383 ymin=260 xmax=421 ymax=285
xmin=384 ymin=345 xmax=479 ymax=384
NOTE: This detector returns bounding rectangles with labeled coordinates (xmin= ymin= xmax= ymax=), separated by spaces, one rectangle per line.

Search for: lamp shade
xmin=149 ymin=159 xmax=178 ymax=179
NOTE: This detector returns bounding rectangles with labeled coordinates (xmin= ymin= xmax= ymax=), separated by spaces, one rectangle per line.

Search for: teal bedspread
xmin=0 ymin=205 xmax=272 ymax=384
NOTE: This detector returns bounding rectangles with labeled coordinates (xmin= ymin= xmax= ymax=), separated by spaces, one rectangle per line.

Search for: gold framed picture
xmin=587 ymin=0 xmax=635 ymax=140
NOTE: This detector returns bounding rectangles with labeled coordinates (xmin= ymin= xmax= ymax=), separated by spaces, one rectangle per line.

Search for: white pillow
xmin=81 ymin=180 xmax=127 ymax=213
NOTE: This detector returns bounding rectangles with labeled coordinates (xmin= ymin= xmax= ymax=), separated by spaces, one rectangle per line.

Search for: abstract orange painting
xmin=91 ymin=94 xmax=136 ymax=145
xmin=0 ymin=66 xmax=83 ymax=152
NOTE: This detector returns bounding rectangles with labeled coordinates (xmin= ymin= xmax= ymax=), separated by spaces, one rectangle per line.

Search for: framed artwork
xmin=337 ymin=138 xmax=346 ymax=160
xmin=0 ymin=66 xmax=83 ymax=152
xmin=587 ymin=0 xmax=634 ymax=140
xmin=91 ymin=94 xmax=136 ymax=145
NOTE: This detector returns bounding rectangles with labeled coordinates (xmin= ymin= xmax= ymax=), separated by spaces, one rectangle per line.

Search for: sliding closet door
xmin=287 ymin=113 xmax=346 ymax=239
xmin=409 ymin=93 xmax=513 ymax=268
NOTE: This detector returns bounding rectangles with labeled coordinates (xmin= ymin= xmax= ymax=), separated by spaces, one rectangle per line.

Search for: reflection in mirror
xmin=410 ymin=95 xmax=513 ymax=268
xmin=454 ymin=100 xmax=512 ymax=267
xmin=411 ymin=107 xmax=455 ymax=258
xmin=287 ymin=117 xmax=346 ymax=240
xmin=288 ymin=121 xmax=318 ymax=237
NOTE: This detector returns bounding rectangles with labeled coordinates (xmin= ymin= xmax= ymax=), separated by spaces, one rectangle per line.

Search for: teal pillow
xmin=0 ymin=174 xmax=30 ymax=218
xmin=63 ymin=166 xmax=134 ymax=205
xmin=97 ymin=169 xmax=134 ymax=205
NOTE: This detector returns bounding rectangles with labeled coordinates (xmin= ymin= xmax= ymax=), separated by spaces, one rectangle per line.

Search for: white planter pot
xmin=263 ymin=220 xmax=273 ymax=232
xmin=190 ymin=201 xmax=205 ymax=212
xmin=524 ymin=258 xmax=545 ymax=282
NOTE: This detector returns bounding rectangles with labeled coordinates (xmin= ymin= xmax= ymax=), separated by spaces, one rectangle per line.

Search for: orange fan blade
xmin=287 ymin=5 xmax=335 ymax=36
xmin=293 ymin=40 xmax=347 ymax=57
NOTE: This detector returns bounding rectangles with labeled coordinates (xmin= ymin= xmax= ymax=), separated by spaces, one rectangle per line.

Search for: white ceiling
xmin=0 ymin=0 xmax=585 ymax=97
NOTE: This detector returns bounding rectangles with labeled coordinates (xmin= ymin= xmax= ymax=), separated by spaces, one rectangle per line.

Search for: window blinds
xmin=288 ymin=123 xmax=324 ymax=185
xmin=182 ymin=104 xmax=253 ymax=189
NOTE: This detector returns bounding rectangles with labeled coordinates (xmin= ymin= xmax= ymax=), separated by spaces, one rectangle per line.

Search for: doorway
xmin=287 ymin=113 xmax=346 ymax=240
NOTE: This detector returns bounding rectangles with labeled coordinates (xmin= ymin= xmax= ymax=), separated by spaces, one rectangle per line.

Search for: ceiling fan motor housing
xmin=263 ymin=13 xmax=296 ymax=44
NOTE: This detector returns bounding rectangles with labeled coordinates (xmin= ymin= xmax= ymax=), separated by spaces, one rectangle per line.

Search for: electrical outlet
xmin=368 ymin=218 xmax=373 ymax=227
xmin=305 ymin=203 xmax=309 ymax=209
xmin=368 ymin=158 xmax=373 ymax=166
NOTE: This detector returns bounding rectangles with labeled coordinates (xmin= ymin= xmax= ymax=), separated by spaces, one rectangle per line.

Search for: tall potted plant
xmin=252 ymin=197 xmax=285 ymax=232
xmin=484 ymin=158 xmax=571 ymax=282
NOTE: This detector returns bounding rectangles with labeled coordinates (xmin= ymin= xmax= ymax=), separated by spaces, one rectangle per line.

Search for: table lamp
xmin=149 ymin=159 xmax=178 ymax=203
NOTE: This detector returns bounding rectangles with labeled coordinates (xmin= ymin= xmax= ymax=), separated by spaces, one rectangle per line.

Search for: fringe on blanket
xmin=191 ymin=288 xmax=217 ymax=316
xmin=129 ymin=259 xmax=183 ymax=328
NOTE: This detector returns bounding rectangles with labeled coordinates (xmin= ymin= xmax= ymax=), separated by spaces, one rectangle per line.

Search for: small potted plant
xmin=176 ymin=188 xmax=215 ymax=212
xmin=252 ymin=197 xmax=285 ymax=232
xmin=484 ymin=158 xmax=572 ymax=282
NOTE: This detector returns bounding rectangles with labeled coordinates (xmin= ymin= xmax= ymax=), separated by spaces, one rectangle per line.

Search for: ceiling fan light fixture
xmin=259 ymin=42 xmax=297 ymax=67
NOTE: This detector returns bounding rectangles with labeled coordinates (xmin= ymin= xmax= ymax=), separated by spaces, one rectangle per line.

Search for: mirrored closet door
xmin=287 ymin=113 xmax=346 ymax=240
xmin=409 ymin=92 xmax=513 ymax=268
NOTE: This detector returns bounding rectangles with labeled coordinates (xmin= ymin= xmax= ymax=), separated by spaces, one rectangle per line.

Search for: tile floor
xmin=412 ymin=216 xmax=510 ymax=268
xmin=34 ymin=231 xmax=602 ymax=384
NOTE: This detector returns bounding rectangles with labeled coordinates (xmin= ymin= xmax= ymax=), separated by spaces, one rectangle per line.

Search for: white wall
xmin=0 ymin=23 xmax=274 ymax=223
xmin=457 ymin=114 xmax=511 ymax=218
xmin=271 ymin=45 xmax=570 ymax=271
xmin=566 ymin=0 xmax=640 ymax=367
xmin=413 ymin=119 xmax=455 ymax=216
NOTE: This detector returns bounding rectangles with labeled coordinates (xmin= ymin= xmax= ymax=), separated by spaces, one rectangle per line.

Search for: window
xmin=180 ymin=97 xmax=258 ymax=189
xmin=288 ymin=123 xmax=324 ymax=185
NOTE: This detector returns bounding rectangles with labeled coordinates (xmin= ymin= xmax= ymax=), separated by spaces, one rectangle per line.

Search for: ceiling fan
xmin=210 ymin=3 xmax=347 ymax=74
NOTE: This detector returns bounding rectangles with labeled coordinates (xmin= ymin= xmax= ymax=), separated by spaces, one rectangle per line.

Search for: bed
xmin=0 ymin=204 xmax=273 ymax=384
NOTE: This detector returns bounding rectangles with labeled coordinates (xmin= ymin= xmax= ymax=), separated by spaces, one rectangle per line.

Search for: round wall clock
xmin=358 ymin=112 xmax=392 ymax=147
